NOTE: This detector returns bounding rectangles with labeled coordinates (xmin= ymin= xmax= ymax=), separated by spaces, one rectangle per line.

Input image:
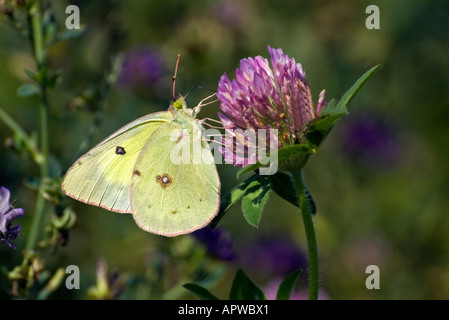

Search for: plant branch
xmin=25 ymin=0 xmax=50 ymax=250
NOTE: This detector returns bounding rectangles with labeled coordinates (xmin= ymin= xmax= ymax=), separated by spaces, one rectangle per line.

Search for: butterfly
xmin=62 ymin=58 xmax=220 ymax=236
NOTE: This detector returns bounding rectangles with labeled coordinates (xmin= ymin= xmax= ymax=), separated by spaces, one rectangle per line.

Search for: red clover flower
xmin=217 ymin=46 xmax=325 ymax=172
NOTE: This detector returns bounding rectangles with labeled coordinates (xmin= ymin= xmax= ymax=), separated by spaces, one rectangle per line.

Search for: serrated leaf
xmin=241 ymin=176 xmax=271 ymax=227
xmin=183 ymin=284 xmax=220 ymax=300
xmin=276 ymin=269 xmax=303 ymax=300
xmin=17 ymin=83 xmax=40 ymax=97
xmin=236 ymin=144 xmax=314 ymax=178
xmin=269 ymin=172 xmax=299 ymax=208
xmin=210 ymin=174 xmax=259 ymax=230
xmin=229 ymin=269 xmax=267 ymax=300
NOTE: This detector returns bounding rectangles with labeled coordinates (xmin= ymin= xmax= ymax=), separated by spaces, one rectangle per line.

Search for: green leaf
xmin=17 ymin=83 xmax=40 ymax=97
xmin=45 ymin=72 xmax=61 ymax=90
xmin=322 ymin=64 xmax=382 ymax=116
xmin=336 ymin=64 xmax=382 ymax=112
xmin=57 ymin=28 xmax=87 ymax=41
xmin=24 ymin=69 xmax=39 ymax=81
xmin=276 ymin=269 xmax=303 ymax=300
xmin=307 ymin=65 xmax=381 ymax=149
xmin=236 ymin=144 xmax=314 ymax=178
xmin=241 ymin=176 xmax=271 ymax=227
xmin=210 ymin=174 xmax=259 ymax=229
xmin=183 ymin=284 xmax=220 ymax=300
xmin=229 ymin=269 xmax=267 ymax=300
xmin=269 ymin=172 xmax=299 ymax=208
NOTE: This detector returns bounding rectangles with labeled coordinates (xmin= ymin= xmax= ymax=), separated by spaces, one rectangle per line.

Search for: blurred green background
xmin=1 ymin=0 xmax=449 ymax=299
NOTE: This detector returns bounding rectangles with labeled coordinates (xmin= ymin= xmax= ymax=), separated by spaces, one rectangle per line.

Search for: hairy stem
xmin=291 ymin=169 xmax=319 ymax=300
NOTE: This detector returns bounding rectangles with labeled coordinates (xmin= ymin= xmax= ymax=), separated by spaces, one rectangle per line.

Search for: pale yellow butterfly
xmin=62 ymin=56 xmax=220 ymax=236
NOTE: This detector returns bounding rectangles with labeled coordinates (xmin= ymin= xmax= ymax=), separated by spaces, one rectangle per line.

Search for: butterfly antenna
xmin=172 ymin=53 xmax=181 ymax=101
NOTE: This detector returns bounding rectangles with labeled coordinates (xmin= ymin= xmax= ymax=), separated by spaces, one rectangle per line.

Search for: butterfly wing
xmin=62 ymin=111 xmax=173 ymax=213
xmin=130 ymin=120 xmax=220 ymax=236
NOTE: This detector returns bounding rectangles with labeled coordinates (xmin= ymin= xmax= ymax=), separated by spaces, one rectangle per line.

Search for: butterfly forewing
xmin=62 ymin=112 xmax=173 ymax=213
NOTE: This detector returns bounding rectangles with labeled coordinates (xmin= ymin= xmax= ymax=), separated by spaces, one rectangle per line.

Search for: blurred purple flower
xmin=342 ymin=113 xmax=401 ymax=168
xmin=263 ymin=278 xmax=329 ymax=300
xmin=87 ymin=257 xmax=124 ymax=300
xmin=192 ymin=227 xmax=235 ymax=261
xmin=214 ymin=0 xmax=249 ymax=31
xmin=217 ymin=46 xmax=325 ymax=167
xmin=0 ymin=187 xmax=24 ymax=249
xmin=240 ymin=237 xmax=308 ymax=280
xmin=118 ymin=47 xmax=166 ymax=91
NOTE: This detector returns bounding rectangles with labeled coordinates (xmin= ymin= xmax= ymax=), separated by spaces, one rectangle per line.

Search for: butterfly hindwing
xmin=130 ymin=119 xmax=220 ymax=236
xmin=62 ymin=111 xmax=173 ymax=213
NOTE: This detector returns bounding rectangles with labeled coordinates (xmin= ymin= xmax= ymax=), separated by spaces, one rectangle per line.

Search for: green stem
xmin=0 ymin=106 xmax=32 ymax=147
xmin=26 ymin=192 xmax=45 ymax=250
xmin=38 ymin=90 xmax=49 ymax=177
xmin=26 ymin=0 xmax=50 ymax=250
xmin=291 ymin=169 xmax=319 ymax=300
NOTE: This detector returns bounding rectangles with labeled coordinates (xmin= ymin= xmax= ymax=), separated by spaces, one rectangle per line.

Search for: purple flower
xmin=192 ymin=227 xmax=235 ymax=261
xmin=0 ymin=187 xmax=24 ymax=249
xmin=217 ymin=46 xmax=325 ymax=168
xmin=87 ymin=257 xmax=124 ymax=300
xmin=342 ymin=113 xmax=401 ymax=169
xmin=118 ymin=47 xmax=166 ymax=91
xmin=263 ymin=278 xmax=329 ymax=300
xmin=214 ymin=0 xmax=249 ymax=31
xmin=240 ymin=237 xmax=308 ymax=280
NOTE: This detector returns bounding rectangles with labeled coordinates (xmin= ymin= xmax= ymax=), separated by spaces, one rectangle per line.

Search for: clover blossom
xmin=0 ymin=187 xmax=25 ymax=249
xmin=217 ymin=46 xmax=325 ymax=169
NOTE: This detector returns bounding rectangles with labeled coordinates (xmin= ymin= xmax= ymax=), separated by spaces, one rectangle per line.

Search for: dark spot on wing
xmin=186 ymin=205 xmax=191 ymax=209
xmin=134 ymin=170 xmax=141 ymax=176
xmin=156 ymin=174 xmax=172 ymax=188
xmin=171 ymin=210 xmax=177 ymax=214
xmin=115 ymin=146 xmax=126 ymax=155
xmin=199 ymin=198 xmax=203 ymax=202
